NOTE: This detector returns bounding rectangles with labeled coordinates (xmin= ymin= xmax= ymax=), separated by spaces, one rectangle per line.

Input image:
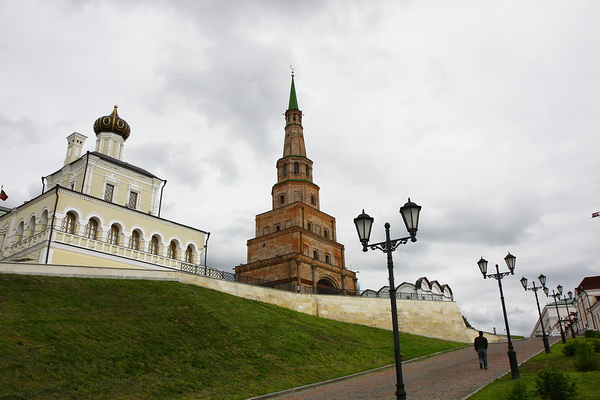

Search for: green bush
xmin=573 ymin=341 xmax=599 ymax=372
xmin=535 ymin=368 xmax=578 ymax=400
xmin=592 ymin=339 xmax=600 ymax=353
xmin=584 ymin=330 xmax=600 ymax=338
xmin=506 ymin=380 xmax=529 ymax=400
xmin=562 ymin=342 xmax=577 ymax=357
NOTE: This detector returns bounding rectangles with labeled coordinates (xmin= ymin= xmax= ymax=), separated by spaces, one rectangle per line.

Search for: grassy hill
xmin=0 ymin=273 xmax=463 ymax=399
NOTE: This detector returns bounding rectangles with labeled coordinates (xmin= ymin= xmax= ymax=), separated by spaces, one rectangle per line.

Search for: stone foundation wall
xmin=1 ymin=262 xmax=487 ymax=343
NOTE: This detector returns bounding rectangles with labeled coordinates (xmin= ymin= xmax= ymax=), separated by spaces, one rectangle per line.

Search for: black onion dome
xmin=93 ymin=105 xmax=131 ymax=140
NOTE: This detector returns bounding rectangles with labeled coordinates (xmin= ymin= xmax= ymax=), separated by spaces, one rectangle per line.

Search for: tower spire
xmin=288 ymin=66 xmax=299 ymax=110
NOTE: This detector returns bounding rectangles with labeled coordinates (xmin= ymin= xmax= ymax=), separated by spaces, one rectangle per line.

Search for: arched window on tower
xmin=282 ymin=163 xmax=287 ymax=176
xmin=306 ymin=165 xmax=310 ymax=177
xmin=294 ymin=162 xmax=299 ymax=174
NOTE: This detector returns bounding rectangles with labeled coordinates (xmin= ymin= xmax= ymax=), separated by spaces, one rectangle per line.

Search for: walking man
xmin=474 ymin=331 xmax=488 ymax=369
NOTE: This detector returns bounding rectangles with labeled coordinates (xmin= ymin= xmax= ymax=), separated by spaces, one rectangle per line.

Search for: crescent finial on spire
xmin=290 ymin=64 xmax=295 ymax=77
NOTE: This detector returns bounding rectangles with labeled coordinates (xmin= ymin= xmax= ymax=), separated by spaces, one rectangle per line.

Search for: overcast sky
xmin=2 ymin=0 xmax=599 ymax=336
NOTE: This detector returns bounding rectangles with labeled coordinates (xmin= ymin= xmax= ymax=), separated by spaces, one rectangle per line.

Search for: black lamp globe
xmin=399 ymin=198 xmax=421 ymax=242
xmin=557 ymin=285 xmax=563 ymax=295
xmin=520 ymin=276 xmax=528 ymax=289
xmin=504 ymin=253 xmax=516 ymax=274
xmin=354 ymin=210 xmax=374 ymax=252
xmin=477 ymin=257 xmax=488 ymax=278
xmin=538 ymin=274 xmax=547 ymax=287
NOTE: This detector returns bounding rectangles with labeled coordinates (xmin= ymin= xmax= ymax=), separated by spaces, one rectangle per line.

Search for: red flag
xmin=0 ymin=189 xmax=7 ymax=201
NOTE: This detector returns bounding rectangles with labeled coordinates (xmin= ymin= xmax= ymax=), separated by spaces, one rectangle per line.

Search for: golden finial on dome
xmin=290 ymin=64 xmax=295 ymax=77
xmin=93 ymin=105 xmax=131 ymax=140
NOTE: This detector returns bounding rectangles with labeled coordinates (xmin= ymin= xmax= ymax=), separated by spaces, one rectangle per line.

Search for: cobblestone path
xmin=252 ymin=337 xmax=559 ymax=400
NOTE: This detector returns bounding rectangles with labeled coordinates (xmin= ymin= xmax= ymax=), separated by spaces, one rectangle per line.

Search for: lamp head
xmin=354 ymin=210 xmax=374 ymax=252
xmin=504 ymin=252 xmax=516 ymax=274
xmin=520 ymin=276 xmax=528 ymax=290
xmin=538 ymin=273 xmax=546 ymax=287
xmin=557 ymin=284 xmax=563 ymax=295
xmin=543 ymin=286 xmax=549 ymax=297
xmin=477 ymin=257 xmax=488 ymax=278
xmin=399 ymin=198 xmax=421 ymax=242
xmin=568 ymin=291 xmax=573 ymax=299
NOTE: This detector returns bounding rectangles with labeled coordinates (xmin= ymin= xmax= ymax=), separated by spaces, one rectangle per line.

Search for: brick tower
xmin=235 ymin=72 xmax=358 ymax=294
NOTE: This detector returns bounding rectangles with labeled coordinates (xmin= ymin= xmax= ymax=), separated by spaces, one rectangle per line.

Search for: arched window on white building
xmin=185 ymin=245 xmax=194 ymax=264
xmin=85 ymin=219 xmax=99 ymax=240
xmin=39 ymin=210 xmax=48 ymax=232
xmin=25 ymin=215 xmax=36 ymax=238
xmin=107 ymin=224 xmax=119 ymax=245
xmin=168 ymin=240 xmax=178 ymax=259
xmin=129 ymin=230 xmax=141 ymax=250
xmin=61 ymin=212 xmax=77 ymax=234
xmin=15 ymin=221 xmax=25 ymax=242
xmin=149 ymin=235 xmax=160 ymax=255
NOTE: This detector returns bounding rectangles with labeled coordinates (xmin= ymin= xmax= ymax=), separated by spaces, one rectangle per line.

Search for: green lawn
xmin=467 ymin=340 xmax=600 ymax=400
xmin=0 ymin=274 xmax=464 ymax=399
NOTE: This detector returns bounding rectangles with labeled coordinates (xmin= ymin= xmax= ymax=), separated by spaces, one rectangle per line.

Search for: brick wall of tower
xmin=271 ymin=181 xmax=320 ymax=210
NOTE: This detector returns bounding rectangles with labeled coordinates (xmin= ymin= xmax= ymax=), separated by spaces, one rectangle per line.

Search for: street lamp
xmin=354 ymin=198 xmax=421 ymax=400
xmin=520 ymin=274 xmax=551 ymax=353
xmin=568 ymin=291 xmax=580 ymax=335
xmin=562 ymin=291 xmax=576 ymax=338
xmin=547 ymin=285 xmax=567 ymax=344
xmin=477 ymin=253 xmax=520 ymax=379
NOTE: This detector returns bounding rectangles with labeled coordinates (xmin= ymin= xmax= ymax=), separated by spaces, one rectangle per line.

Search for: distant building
xmin=0 ymin=106 xmax=208 ymax=271
xmin=530 ymin=298 xmax=575 ymax=337
xmin=235 ymin=73 xmax=358 ymax=294
xmin=574 ymin=275 xmax=600 ymax=334
xmin=529 ymin=275 xmax=600 ymax=337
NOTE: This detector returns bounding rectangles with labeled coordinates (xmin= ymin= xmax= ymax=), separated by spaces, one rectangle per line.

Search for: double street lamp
xmin=477 ymin=253 xmax=520 ymax=379
xmin=354 ymin=198 xmax=421 ymax=400
xmin=545 ymin=285 xmax=567 ymax=344
xmin=520 ymin=274 xmax=551 ymax=353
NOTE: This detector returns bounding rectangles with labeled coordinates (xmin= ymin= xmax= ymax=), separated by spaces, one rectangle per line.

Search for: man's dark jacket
xmin=474 ymin=336 xmax=488 ymax=350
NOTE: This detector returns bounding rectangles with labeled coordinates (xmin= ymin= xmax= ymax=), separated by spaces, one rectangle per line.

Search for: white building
xmin=530 ymin=298 xmax=576 ymax=338
xmin=573 ymin=276 xmax=600 ymax=334
xmin=0 ymin=106 xmax=209 ymax=272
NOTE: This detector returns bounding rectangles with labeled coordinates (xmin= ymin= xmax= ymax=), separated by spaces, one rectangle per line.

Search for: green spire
xmin=288 ymin=75 xmax=299 ymax=110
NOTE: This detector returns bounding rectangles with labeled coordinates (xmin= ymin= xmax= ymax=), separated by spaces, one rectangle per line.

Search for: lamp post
xmin=563 ymin=291 xmax=576 ymax=338
xmin=520 ymin=274 xmax=551 ymax=353
xmin=354 ymin=198 xmax=421 ymax=400
xmin=568 ymin=291 xmax=582 ymax=335
xmin=546 ymin=286 xmax=567 ymax=344
xmin=477 ymin=253 xmax=520 ymax=379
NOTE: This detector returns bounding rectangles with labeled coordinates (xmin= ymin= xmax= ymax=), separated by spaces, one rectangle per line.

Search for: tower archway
xmin=316 ymin=276 xmax=339 ymax=295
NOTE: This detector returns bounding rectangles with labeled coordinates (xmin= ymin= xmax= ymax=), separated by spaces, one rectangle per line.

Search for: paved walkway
xmin=253 ymin=337 xmax=559 ymax=400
